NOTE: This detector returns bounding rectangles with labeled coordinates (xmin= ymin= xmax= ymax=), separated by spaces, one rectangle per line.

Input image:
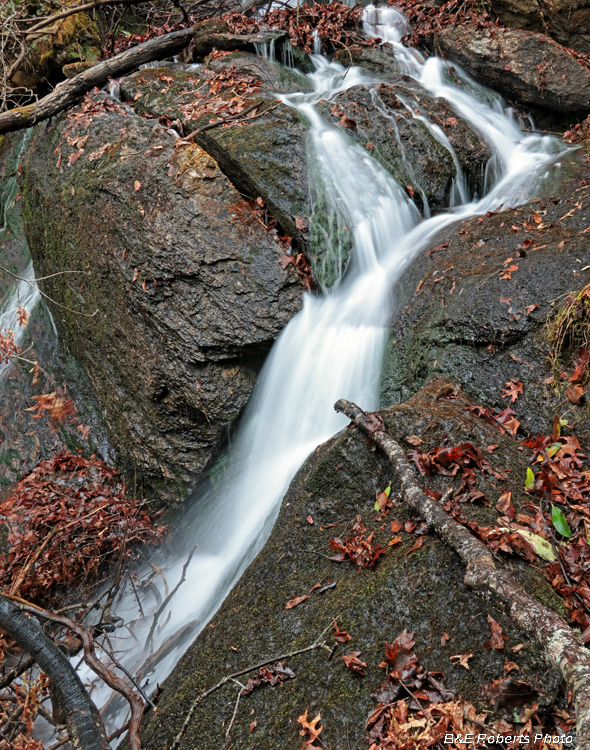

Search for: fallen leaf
xmin=132 ymin=268 xmax=139 ymax=283
xmin=406 ymin=435 xmax=422 ymax=445
xmin=525 ymin=303 xmax=538 ymax=314
xmin=441 ymin=632 xmax=450 ymax=646
xmin=134 ymin=180 xmax=141 ymax=191
xmin=486 ymin=614 xmax=508 ymax=650
xmin=496 ymin=491 xmax=514 ymax=520
xmin=307 ymin=515 xmax=314 ymax=524
xmin=342 ymin=651 xmax=366 ymax=675
xmin=450 ymin=652 xmax=473 ymax=670
xmin=501 ymin=379 xmax=523 ymax=404
xmin=567 ymin=385 xmax=584 ymax=405
xmin=286 ymin=595 xmax=308 ymax=609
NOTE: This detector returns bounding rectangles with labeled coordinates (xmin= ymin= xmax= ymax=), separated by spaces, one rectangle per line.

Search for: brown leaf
xmin=295 ymin=216 xmax=307 ymax=231
xmin=501 ymin=379 xmax=523 ymax=404
xmin=365 ymin=141 xmax=375 ymax=151
xmin=307 ymin=515 xmax=314 ymax=524
xmin=496 ymin=491 xmax=514 ymax=521
xmin=504 ymin=660 xmax=519 ymax=674
xmin=342 ymin=651 xmax=366 ymax=675
xmin=250 ymin=720 xmax=257 ymax=732
xmin=285 ymin=595 xmax=308 ymax=609
xmin=297 ymin=711 xmax=322 ymax=743
xmin=132 ymin=268 xmax=139 ymax=283
xmin=450 ymin=652 xmax=473 ymax=670
xmin=486 ymin=614 xmax=508 ymax=650
xmin=567 ymin=385 xmax=584 ymax=405
xmin=405 ymin=537 xmax=424 ymax=555
xmin=525 ymin=303 xmax=538 ymax=314
xmin=406 ymin=434 xmax=422 ymax=445
xmin=134 ymin=180 xmax=141 ymax=191
xmin=441 ymin=632 xmax=450 ymax=646
xmin=390 ymin=520 xmax=402 ymax=533
xmin=333 ymin=621 xmax=352 ymax=643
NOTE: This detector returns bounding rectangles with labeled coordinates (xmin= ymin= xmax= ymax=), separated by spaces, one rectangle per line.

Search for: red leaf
xmin=342 ymin=651 xmax=366 ymax=675
xmin=285 ymin=595 xmax=308 ymax=609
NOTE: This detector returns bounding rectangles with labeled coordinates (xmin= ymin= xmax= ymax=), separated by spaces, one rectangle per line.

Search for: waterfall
xmin=74 ymin=6 xmax=566 ymax=735
xmin=0 ymin=131 xmax=40 ymax=383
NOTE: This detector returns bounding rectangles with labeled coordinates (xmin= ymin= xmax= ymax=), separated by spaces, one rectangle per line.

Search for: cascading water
xmin=0 ymin=130 xmax=40 ymax=382
xmin=72 ymin=6 xmax=566 ymax=738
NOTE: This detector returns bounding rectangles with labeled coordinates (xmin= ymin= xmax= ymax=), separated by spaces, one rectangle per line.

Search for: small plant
xmin=547 ymin=282 xmax=590 ymax=379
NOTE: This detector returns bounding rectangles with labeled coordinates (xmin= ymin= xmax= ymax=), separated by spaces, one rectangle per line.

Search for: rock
xmin=120 ymin=53 xmax=313 ymax=267
xmin=121 ymin=48 xmax=490 ymax=286
xmin=11 ymin=13 xmax=100 ymax=93
xmin=490 ymin=0 xmax=590 ymax=54
xmin=62 ymin=61 xmax=96 ymax=78
xmin=433 ymin=24 xmax=590 ymax=115
xmin=317 ymin=78 xmax=490 ymax=211
xmin=140 ymin=380 xmax=562 ymax=750
xmin=381 ymin=154 xmax=590 ymax=443
xmin=20 ymin=92 xmax=301 ymax=503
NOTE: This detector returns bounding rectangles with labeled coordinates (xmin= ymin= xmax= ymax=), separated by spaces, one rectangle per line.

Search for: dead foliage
xmin=0 ymin=449 xmax=166 ymax=602
xmin=329 ymin=514 xmax=387 ymax=569
xmin=226 ymin=1 xmax=373 ymax=55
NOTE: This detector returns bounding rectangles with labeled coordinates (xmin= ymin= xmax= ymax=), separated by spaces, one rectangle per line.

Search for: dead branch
xmin=0 ymin=26 xmax=195 ymax=135
xmin=170 ymin=622 xmax=333 ymax=750
xmin=0 ymin=594 xmax=109 ymax=750
xmin=334 ymin=398 xmax=590 ymax=750
xmin=3 ymin=595 xmax=145 ymax=750
xmin=144 ymin=544 xmax=197 ymax=653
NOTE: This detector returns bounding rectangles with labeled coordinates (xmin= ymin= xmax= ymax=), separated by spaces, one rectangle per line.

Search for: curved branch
xmin=334 ymin=398 xmax=590 ymax=750
xmin=0 ymin=593 xmax=109 ymax=750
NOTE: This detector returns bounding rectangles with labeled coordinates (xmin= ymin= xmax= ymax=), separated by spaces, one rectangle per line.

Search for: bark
xmin=0 ymin=27 xmax=194 ymax=135
xmin=0 ymin=593 xmax=109 ymax=750
xmin=334 ymin=398 xmax=590 ymax=749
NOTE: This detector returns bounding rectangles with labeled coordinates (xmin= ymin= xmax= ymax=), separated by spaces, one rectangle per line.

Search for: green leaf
xmin=546 ymin=442 xmax=562 ymax=458
xmin=510 ymin=529 xmax=556 ymax=561
xmin=374 ymin=483 xmax=391 ymax=511
xmin=551 ymin=505 xmax=572 ymax=538
xmin=525 ymin=467 xmax=535 ymax=491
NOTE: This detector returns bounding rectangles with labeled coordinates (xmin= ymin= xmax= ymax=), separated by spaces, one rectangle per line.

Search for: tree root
xmin=334 ymin=398 xmax=590 ymax=750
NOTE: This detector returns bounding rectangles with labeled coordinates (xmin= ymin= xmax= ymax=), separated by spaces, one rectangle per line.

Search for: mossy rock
xmin=12 ymin=12 xmax=100 ymax=91
xmin=19 ymin=92 xmax=301 ymax=504
xmin=140 ymin=381 xmax=562 ymax=750
xmin=381 ymin=153 xmax=590 ymax=443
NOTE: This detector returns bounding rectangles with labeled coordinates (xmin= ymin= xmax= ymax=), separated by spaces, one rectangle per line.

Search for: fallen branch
xmin=0 ymin=594 xmax=109 ymax=750
xmin=3 ymin=594 xmax=145 ymax=750
xmin=334 ymin=398 xmax=590 ymax=750
xmin=0 ymin=26 xmax=194 ymax=135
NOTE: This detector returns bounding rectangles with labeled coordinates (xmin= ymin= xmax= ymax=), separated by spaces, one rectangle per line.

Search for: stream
xmin=4 ymin=4 xmax=567 ymax=743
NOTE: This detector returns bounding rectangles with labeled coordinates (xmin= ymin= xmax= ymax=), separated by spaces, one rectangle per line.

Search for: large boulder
xmin=490 ymin=0 xmax=590 ymax=54
xmin=140 ymin=380 xmax=562 ymax=750
xmin=20 ymin=93 xmax=301 ymax=503
xmin=433 ymin=24 xmax=590 ymax=115
xmin=381 ymin=154 xmax=590 ymax=442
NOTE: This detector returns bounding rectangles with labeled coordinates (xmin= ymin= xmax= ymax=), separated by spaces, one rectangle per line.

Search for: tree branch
xmin=0 ymin=26 xmax=195 ymax=135
xmin=0 ymin=594 xmax=109 ymax=750
xmin=334 ymin=398 xmax=590 ymax=750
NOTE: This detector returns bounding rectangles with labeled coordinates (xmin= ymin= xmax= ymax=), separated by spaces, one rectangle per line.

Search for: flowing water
xmin=0 ymin=130 xmax=40 ymax=383
xmin=60 ymin=5 xmax=565 ymax=737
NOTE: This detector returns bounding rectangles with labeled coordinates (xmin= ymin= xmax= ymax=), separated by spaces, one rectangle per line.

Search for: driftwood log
xmin=0 ymin=593 xmax=109 ymax=750
xmin=0 ymin=27 xmax=194 ymax=135
xmin=334 ymin=398 xmax=590 ymax=749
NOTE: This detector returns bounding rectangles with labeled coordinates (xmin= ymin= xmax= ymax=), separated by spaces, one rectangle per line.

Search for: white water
xmin=75 ymin=6 xmax=566 ymax=738
xmin=0 ymin=131 xmax=40 ymax=382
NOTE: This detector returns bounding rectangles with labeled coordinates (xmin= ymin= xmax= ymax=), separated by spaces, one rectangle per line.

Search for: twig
xmin=170 ymin=622 xmax=333 ymax=750
xmin=144 ymin=545 xmax=197 ymax=653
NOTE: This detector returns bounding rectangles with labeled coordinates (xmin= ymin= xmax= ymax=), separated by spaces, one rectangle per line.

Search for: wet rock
xmin=140 ymin=381 xmax=562 ymax=750
xmin=433 ymin=24 xmax=590 ymax=115
xmin=121 ymin=48 xmax=490 ymax=287
xmin=317 ymin=80 xmax=490 ymax=211
xmin=490 ymin=0 xmax=590 ymax=54
xmin=20 ymin=93 xmax=301 ymax=503
xmin=381 ymin=154 xmax=590 ymax=442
